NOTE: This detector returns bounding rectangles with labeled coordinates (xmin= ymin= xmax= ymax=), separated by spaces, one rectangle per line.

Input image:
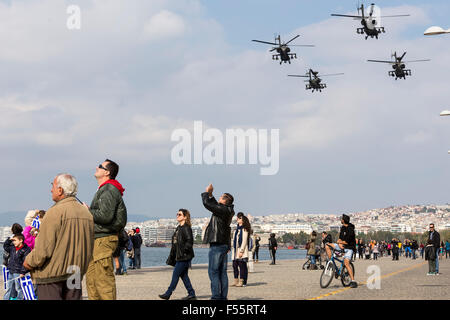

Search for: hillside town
xmin=114 ymin=204 xmax=450 ymax=246
xmin=1 ymin=204 xmax=449 ymax=245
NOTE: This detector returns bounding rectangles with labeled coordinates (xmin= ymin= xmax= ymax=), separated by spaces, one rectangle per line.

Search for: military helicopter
xmin=331 ymin=3 xmax=410 ymax=40
xmin=367 ymin=51 xmax=430 ymax=80
xmin=252 ymin=34 xmax=314 ymax=65
xmin=288 ymin=69 xmax=344 ymax=92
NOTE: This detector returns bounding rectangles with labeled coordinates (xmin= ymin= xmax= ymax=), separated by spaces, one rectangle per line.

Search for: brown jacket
xmin=25 ymin=197 xmax=94 ymax=284
xmin=307 ymin=235 xmax=317 ymax=255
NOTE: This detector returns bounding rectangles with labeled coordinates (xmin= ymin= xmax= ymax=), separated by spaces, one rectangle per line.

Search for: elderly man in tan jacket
xmin=24 ymin=173 xmax=94 ymax=300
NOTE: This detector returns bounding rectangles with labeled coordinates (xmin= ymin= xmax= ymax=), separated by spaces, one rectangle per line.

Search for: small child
xmin=425 ymin=239 xmax=436 ymax=276
xmin=3 ymin=234 xmax=31 ymax=300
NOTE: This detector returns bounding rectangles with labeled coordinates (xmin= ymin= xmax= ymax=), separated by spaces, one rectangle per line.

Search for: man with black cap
xmin=325 ymin=214 xmax=357 ymax=288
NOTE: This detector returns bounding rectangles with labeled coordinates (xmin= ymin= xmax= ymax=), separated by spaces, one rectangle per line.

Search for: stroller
xmin=302 ymin=246 xmax=325 ymax=270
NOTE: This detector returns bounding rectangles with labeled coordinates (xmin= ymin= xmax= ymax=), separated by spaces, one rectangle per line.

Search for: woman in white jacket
xmin=231 ymin=212 xmax=251 ymax=287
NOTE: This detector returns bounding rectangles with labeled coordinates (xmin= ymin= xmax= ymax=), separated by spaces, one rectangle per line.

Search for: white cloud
xmin=143 ymin=10 xmax=186 ymax=41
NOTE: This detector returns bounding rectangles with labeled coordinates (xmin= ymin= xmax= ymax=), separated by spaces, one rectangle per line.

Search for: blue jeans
xmin=3 ymin=273 xmax=24 ymax=300
xmin=309 ymin=254 xmax=316 ymax=265
xmin=128 ymin=253 xmax=135 ymax=268
xmin=119 ymin=249 xmax=127 ymax=273
xmin=208 ymin=244 xmax=229 ymax=300
xmin=165 ymin=260 xmax=195 ymax=296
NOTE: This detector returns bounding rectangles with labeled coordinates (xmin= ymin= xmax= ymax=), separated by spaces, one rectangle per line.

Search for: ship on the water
xmin=145 ymin=241 xmax=167 ymax=248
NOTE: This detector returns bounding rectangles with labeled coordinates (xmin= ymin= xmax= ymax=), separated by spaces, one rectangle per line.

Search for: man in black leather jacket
xmin=201 ymin=184 xmax=235 ymax=300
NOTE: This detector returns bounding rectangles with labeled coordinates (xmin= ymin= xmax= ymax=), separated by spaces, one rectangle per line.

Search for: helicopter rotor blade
xmin=287 ymin=75 xmax=309 ymax=78
xmin=252 ymin=40 xmax=278 ymax=46
xmin=331 ymin=14 xmax=362 ymax=19
xmin=284 ymin=35 xmax=300 ymax=45
xmin=319 ymin=73 xmax=345 ymax=77
xmin=367 ymin=59 xmax=395 ymax=64
xmin=289 ymin=45 xmax=315 ymax=47
xmin=379 ymin=14 xmax=410 ymax=18
xmin=404 ymin=59 xmax=431 ymax=63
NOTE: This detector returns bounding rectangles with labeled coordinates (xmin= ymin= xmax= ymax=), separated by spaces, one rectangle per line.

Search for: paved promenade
xmin=1 ymin=256 xmax=448 ymax=300
xmin=96 ymin=256 xmax=449 ymax=300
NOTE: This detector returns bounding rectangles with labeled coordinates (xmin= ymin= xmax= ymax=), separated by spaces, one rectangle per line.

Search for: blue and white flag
xmin=31 ymin=216 xmax=40 ymax=229
xmin=2 ymin=265 xmax=9 ymax=290
xmin=20 ymin=275 xmax=37 ymax=300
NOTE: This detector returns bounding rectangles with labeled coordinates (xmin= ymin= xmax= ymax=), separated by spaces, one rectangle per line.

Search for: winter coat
xmin=201 ymin=192 xmax=235 ymax=247
xmin=131 ymin=233 xmax=143 ymax=249
xmin=268 ymin=236 xmax=277 ymax=250
xmin=89 ymin=180 xmax=127 ymax=239
xmin=25 ymin=197 xmax=94 ymax=284
xmin=428 ymin=231 xmax=440 ymax=250
xmin=3 ymin=240 xmax=31 ymax=274
xmin=307 ymin=235 xmax=317 ymax=255
xmin=23 ymin=225 xmax=36 ymax=250
xmin=231 ymin=227 xmax=249 ymax=261
xmin=172 ymin=224 xmax=195 ymax=262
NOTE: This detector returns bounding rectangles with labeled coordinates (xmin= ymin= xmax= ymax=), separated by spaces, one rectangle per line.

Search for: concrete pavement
xmin=1 ymin=256 xmax=448 ymax=300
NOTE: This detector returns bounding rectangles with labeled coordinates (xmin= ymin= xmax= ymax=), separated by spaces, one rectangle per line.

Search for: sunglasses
xmin=98 ymin=164 xmax=109 ymax=171
xmin=177 ymin=213 xmax=183 ymax=217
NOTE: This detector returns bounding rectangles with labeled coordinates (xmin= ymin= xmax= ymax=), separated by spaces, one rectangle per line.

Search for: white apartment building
xmin=270 ymin=224 xmax=313 ymax=235
xmin=390 ymin=224 xmax=412 ymax=233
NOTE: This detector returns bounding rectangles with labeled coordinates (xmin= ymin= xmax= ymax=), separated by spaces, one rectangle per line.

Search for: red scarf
xmin=15 ymin=244 xmax=24 ymax=252
xmin=99 ymin=179 xmax=125 ymax=196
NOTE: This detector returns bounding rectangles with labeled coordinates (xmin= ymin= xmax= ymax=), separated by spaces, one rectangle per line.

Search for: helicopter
xmin=288 ymin=69 xmax=344 ymax=92
xmin=331 ymin=3 xmax=410 ymax=40
xmin=252 ymin=34 xmax=314 ymax=65
xmin=367 ymin=51 xmax=430 ymax=80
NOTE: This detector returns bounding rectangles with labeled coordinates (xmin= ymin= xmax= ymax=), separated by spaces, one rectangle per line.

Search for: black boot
xmin=159 ymin=293 xmax=171 ymax=300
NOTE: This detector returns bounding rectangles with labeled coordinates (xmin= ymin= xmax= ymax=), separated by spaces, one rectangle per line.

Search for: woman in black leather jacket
xmin=159 ymin=209 xmax=196 ymax=300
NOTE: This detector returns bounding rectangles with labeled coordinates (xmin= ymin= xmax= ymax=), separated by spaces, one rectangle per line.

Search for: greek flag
xmin=32 ymin=216 xmax=40 ymax=229
xmin=20 ymin=275 xmax=37 ymax=300
xmin=2 ymin=265 xmax=9 ymax=290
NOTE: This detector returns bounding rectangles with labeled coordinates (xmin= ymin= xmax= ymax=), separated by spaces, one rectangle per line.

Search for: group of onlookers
xmin=159 ymin=184 xmax=273 ymax=301
xmin=3 ymin=159 xmax=128 ymax=300
xmin=112 ymin=227 xmax=142 ymax=276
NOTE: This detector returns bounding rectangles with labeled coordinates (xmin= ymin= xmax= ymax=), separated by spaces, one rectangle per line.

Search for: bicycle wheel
xmin=341 ymin=262 xmax=355 ymax=287
xmin=302 ymin=259 xmax=310 ymax=270
xmin=320 ymin=261 xmax=335 ymax=288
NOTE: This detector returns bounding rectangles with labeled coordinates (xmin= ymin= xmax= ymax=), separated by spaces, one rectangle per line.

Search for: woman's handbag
xmin=166 ymin=246 xmax=176 ymax=266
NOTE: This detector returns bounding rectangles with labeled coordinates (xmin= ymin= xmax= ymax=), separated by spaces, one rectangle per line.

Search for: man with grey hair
xmin=24 ymin=173 xmax=94 ymax=300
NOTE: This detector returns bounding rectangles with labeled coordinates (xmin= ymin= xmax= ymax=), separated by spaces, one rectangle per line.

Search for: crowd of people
xmin=1 ymin=160 xmax=448 ymax=299
xmin=304 ymin=222 xmax=447 ymax=278
xmin=2 ymin=159 xmax=127 ymax=300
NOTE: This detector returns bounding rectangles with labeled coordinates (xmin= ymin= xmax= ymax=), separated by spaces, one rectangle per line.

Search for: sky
xmin=0 ymin=0 xmax=449 ymax=219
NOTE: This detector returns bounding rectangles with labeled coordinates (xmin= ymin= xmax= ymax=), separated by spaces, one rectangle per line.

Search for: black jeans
xmin=253 ymin=246 xmax=260 ymax=260
xmin=232 ymin=260 xmax=248 ymax=284
xmin=270 ymin=249 xmax=276 ymax=264
xmin=134 ymin=247 xmax=141 ymax=269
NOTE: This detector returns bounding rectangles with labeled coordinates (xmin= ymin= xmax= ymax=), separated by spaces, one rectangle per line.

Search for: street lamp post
xmin=424 ymin=26 xmax=450 ymax=36
xmin=440 ymin=110 xmax=450 ymax=153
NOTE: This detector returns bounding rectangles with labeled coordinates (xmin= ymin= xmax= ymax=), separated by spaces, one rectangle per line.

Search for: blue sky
xmin=0 ymin=0 xmax=449 ymax=220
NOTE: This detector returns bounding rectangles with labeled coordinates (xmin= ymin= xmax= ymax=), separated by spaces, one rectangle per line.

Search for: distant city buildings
xmin=1 ymin=204 xmax=448 ymax=243
xmin=123 ymin=204 xmax=450 ymax=244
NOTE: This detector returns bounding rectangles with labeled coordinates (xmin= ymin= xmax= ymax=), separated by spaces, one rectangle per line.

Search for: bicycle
xmin=320 ymin=247 xmax=355 ymax=288
xmin=302 ymin=249 xmax=325 ymax=270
